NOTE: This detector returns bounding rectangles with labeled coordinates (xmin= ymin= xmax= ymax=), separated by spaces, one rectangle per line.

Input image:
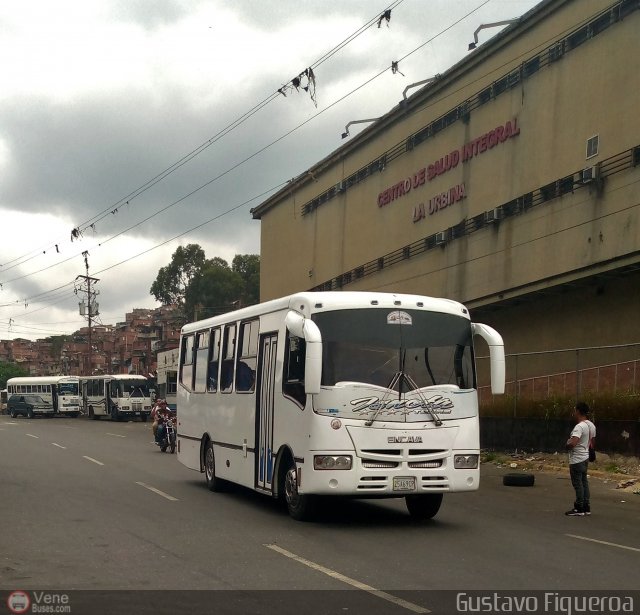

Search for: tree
xmin=0 ymin=362 xmax=28 ymax=389
xmin=151 ymin=247 xmax=260 ymax=322
xmin=185 ymin=258 xmax=244 ymax=321
xmin=232 ymin=254 xmax=260 ymax=307
xmin=150 ymin=244 xmax=207 ymax=310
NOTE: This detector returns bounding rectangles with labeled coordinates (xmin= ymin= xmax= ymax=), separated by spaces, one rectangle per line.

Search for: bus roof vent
xmin=314 ymin=303 xmax=323 ymax=308
xmin=371 ymin=300 xmax=379 ymax=305
xmin=394 ymin=301 xmax=401 ymax=305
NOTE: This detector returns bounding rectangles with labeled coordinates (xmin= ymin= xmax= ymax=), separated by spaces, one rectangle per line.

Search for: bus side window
xmin=283 ymin=333 xmax=306 ymax=407
xmin=207 ymin=328 xmax=220 ymax=392
xmin=180 ymin=334 xmax=195 ymax=391
xmin=194 ymin=330 xmax=210 ymax=393
xmin=220 ymin=324 xmax=236 ymax=394
xmin=236 ymin=320 xmax=258 ymax=393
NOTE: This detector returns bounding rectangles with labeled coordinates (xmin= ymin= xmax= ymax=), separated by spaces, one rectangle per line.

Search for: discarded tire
xmin=503 ymin=473 xmax=535 ymax=487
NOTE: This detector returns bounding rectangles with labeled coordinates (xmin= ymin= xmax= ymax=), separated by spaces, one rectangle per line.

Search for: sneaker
xmin=565 ymin=509 xmax=585 ymax=516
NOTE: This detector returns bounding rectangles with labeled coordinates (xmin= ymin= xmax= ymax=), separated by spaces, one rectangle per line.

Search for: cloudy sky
xmin=0 ymin=0 xmax=540 ymax=341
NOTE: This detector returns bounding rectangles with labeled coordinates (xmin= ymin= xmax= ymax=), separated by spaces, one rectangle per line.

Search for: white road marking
xmin=566 ymin=534 xmax=640 ymax=553
xmin=135 ymin=482 xmax=179 ymax=502
xmin=264 ymin=544 xmax=429 ymax=613
xmin=83 ymin=456 xmax=104 ymax=466
xmin=2 ymin=422 xmax=19 ymax=425
xmin=52 ymin=443 xmax=67 ymax=449
xmin=26 ymin=433 xmax=39 ymax=439
xmin=106 ymin=433 xmax=126 ymax=438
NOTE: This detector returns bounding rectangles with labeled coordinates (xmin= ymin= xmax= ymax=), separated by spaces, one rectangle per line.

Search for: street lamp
xmin=341 ymin=118 xmax=381 ymax=139
xmin=468 ymin=19 xmax=518 ymax=50
xmin=402 ymin=74 xmax=440 ymax=101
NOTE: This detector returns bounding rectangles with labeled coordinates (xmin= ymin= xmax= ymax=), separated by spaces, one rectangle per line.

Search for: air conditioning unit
xmin=581 ymin=165 xmax=599 ymax=183
xmin=435 ymin=231 xmax=448 ymax=246
xmin=484 ymin=208 xmax=503 ymax=223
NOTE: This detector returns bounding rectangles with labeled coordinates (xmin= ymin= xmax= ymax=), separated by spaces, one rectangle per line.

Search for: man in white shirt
xmin=565 ymin=402 xmax=596 ymax=516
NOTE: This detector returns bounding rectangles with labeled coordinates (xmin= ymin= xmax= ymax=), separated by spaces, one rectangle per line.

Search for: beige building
xmin=252 ymin=0 xmax=640 ymax=386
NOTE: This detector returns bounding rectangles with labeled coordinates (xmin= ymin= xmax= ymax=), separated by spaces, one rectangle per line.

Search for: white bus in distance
xmin=177 ymin=291 xmax=505 ymax=521
xmin=6 ymin=376 xmax=81 ymax=417
xmin=81 ymin=374 xmax=153 ymax=421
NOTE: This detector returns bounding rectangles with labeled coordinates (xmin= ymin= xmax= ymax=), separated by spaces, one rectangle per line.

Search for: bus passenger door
xmin=256 ymin=333 xmax=277 ymax=492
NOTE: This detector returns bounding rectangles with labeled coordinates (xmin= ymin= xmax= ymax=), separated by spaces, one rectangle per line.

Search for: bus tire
xmin=284 ymin=464 xmax=315 ymax=521
xmin=204 ymin=440 xmax=225 ymax=492
xmin=405 ymin=493 xmax=443 ymax=520
xmin=503 ymin=473 xmax=535 ymax=487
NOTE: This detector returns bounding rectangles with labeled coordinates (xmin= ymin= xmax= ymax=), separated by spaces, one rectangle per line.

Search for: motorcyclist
xmin=152 ymin=399 xmax=169 ymax=443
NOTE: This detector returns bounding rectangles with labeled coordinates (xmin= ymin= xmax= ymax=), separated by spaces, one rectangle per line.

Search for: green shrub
xmin=481 ymin=392 xmax=640 ymax=420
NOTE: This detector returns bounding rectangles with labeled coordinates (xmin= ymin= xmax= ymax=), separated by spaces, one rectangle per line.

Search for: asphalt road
xmin=1 ymin=415 xmax=639 ymax=613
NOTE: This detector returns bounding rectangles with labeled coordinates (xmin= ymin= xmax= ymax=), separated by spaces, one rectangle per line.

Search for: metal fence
xmin=477 ymin=343 xmax=640 ymax=414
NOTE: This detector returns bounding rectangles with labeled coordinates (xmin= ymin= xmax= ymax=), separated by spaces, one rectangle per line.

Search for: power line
xmin=0 ymin=0 xmax=489 ymax=292
xmin=0 ymin=1 xmax=405 ymax=276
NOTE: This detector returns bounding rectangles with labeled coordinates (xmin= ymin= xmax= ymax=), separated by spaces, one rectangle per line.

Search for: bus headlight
xmin=314 ymin=455 xmax=352 ymax=470
xmin=454 ymin=454 xmax=478 ymax=469
xmin=120 ymin=405 xmax=130 ymax=411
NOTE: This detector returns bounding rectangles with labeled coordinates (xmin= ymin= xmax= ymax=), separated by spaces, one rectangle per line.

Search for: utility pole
xmin=76 ymin=251 xmax=99 ymax=376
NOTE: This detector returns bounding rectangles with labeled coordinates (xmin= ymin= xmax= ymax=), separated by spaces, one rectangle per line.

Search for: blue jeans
xmin=570 ymin=460 xmax=590 ymax=512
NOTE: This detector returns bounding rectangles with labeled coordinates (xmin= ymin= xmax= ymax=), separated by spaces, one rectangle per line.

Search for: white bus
xmin=176 ymin=291 xmax=505 ymax=521
xmin=156 ymin=348 xmax=179 ymax=412
xmin=81 ymin=374 xmax=153 ymax=421
xmin=6 ymin=376 xmax=81 ymax=417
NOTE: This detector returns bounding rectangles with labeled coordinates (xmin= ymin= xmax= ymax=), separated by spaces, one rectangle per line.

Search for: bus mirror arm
xmin=472 ymin=323 xmax=505 ymax=395
xmin=285 ymin=311 xmax=323 ymax=395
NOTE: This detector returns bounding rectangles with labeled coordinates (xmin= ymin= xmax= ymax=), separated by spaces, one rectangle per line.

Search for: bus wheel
xmin=204 ymin=441 xmax=224 ymax=492
xmin=405 ymin=493 xmax=443 ymax=520
xmin=284 ymin=465 xmax=315 ymax=521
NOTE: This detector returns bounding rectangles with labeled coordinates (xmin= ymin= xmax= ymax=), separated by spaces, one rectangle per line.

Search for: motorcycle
xmin=156 ymin=414 xmax=176 ymax=454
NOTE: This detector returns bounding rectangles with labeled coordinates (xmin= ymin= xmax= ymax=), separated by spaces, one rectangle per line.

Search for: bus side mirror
xmin=285 ymin=311 xmax=323 ymax=395
xmin=472 ymin=322 xmax=505 ymax=395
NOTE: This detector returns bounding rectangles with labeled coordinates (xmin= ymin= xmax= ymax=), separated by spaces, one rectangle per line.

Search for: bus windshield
xmin=58 ymin=382 xmax=79 ymax=396
xmin=312 ymin=308 xmax=475 ymax=391
xmin=111 ymin=380 xmax=150 ymax=398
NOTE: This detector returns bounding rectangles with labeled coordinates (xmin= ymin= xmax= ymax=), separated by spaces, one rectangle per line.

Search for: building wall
xmin=253 ymin=0 xmax=640 ymax=360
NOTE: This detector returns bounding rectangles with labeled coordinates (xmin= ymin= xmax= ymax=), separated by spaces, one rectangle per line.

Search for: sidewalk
xmin=481 ymin=450 xmax=640 ymax=494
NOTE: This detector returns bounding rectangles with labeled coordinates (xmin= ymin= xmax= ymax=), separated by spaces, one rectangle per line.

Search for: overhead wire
xmin=6 ymin=0 xmax=567 ymax=334
xmin=0 ymin=0 xmax=489 ymax=292
xmin=0 ymin=0 xmax=405 ymax=276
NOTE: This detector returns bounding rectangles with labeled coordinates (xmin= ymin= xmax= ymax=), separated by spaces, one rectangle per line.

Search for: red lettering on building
xmin=413 ymin=183 xmax=467 ymax=223
xmin=378 ymin=118 xmax=519 ymax=207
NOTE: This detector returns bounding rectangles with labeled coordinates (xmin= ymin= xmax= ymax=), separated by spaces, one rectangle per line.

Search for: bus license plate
xmin=393 ymin=477 xmax=416 ymax=491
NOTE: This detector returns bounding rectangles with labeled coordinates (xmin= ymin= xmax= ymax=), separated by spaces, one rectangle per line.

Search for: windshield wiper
xmin=364 ymin=370 xmax=443 ymax=427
